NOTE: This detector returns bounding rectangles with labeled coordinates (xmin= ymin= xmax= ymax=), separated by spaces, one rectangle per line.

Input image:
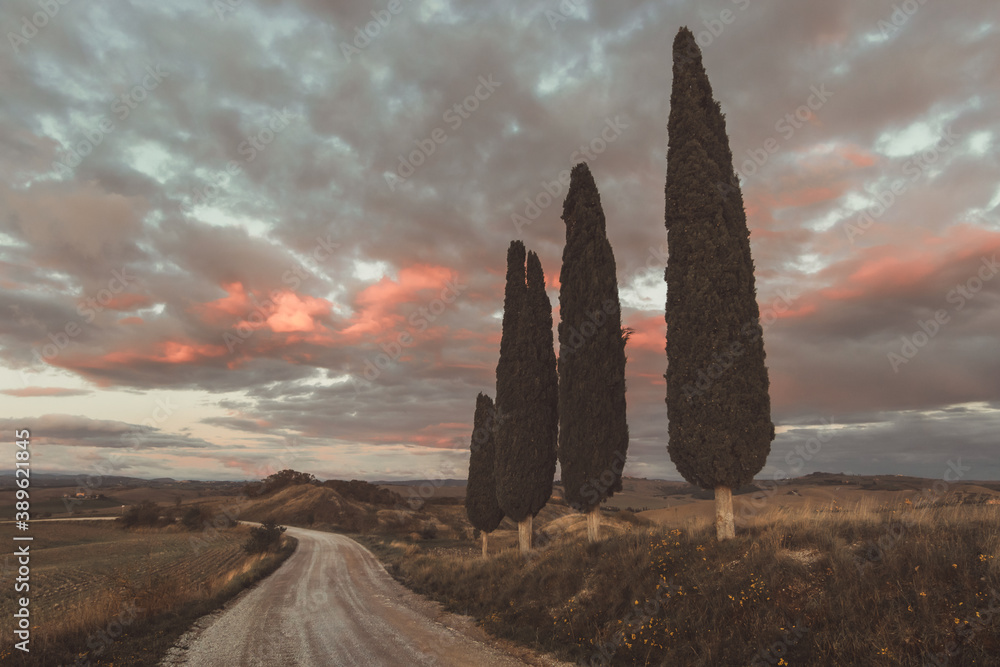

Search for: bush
xmin=243 ymin=521 xmax=286 ymax=554
xmin=181 ymin=506 xmax=209 ymax=531
xmin=323 ymin=479 xmax=402 ymax=506
xmin=120 ymin=500 xmax=165 ymax=528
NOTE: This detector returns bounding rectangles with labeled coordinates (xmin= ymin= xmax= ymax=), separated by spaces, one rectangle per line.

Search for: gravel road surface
xmin=160 ymin=526 xmax=565 ymax=667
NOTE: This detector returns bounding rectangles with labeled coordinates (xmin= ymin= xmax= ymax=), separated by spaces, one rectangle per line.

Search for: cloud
xmin=0 ymin=387 xmax=92 ymax=397
xmin=0 ymin=414 xmax=216 ymax=449
xmin=0 ymin=0 xmax=997 ymax=479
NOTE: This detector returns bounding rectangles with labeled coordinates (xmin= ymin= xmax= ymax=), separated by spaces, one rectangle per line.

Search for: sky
xmin=0 ymin=0 xmax=998 ymax=484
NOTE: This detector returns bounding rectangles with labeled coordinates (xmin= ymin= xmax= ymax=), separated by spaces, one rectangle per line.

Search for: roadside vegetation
xmin=367 ymin=500 xmax=1000 ymax=666
xmin=243 ymin=521 xmax=287 ymax=554
xmin=0 ymin=518 xmax=295 ymax=666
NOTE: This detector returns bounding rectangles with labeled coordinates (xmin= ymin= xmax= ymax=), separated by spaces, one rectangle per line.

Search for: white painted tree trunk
xmin=587 ymin=506 xmax=600 ymax=542
xmin=481 ymin=531 xmax=488 ymax=558
xmin=518 ymin=516 xmax=532 ymax=553
xmin=715 ymin=485 xmax=735 ymax=541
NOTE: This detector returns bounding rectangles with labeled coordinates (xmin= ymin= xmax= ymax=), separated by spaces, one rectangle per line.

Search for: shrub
xmin=243 ymin=521 xmax=286 ymax=554
xmin=323 ymin=479 xmax=403 ymax=506
xmin=120 ymin=500 xmax=164 ymax=528
xmin=181 ymin=506 xmax=209 ymax=531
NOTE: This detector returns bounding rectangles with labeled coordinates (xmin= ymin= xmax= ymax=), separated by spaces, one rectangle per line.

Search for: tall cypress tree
xmin=465 ymin=393 xmax=503 ymax=557
xmin=664 ymin=27 xmax=774 ymax=541
xmin=558 ymin=163 xmax=629 ymax=542
xmin=494 ymin=242 xmax=558 ymax=553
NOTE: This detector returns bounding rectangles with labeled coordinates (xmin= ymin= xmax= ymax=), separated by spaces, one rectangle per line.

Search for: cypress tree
xmin=664 ymin=27 xmax=774 ymax=541
xmin=465 ymin=393 xmax=504 ymax=557
xmin=558 ymin=163 xmax=630 ymax=542
xmin=494 ymin=242 xmax=558 ymax=553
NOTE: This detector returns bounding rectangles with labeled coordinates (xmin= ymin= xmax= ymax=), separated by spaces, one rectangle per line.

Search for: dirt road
xmin=161 ymin=526 xmax=559 ymax=666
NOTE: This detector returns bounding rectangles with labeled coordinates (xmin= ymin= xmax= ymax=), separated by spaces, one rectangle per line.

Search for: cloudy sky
xmin=1 ymin=0 xmax=998 ymax=484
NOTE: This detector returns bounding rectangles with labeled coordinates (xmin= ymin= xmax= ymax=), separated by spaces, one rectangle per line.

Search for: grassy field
xmin=0 ymin=520 xmax=296 ymax=666
xmin=364 ymin=501 xmax=1000 ymax=666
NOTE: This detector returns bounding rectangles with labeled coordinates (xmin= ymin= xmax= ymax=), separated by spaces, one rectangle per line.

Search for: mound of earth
xmin=240 ymin=484 xmax=370 ymax=526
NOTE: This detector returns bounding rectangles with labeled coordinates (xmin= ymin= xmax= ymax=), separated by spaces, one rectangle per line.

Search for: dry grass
xmin=0 ymin=520 xmax=297 ymax=666
xmin=367 ymin=502 xmax=1000 ymax=666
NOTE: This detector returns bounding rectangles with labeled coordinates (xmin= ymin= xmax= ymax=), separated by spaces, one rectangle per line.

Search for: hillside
xmin=368 ymin=501 xmax=1000 ymax=666
xmin=235 ymin=484 xmax=459 ymax=539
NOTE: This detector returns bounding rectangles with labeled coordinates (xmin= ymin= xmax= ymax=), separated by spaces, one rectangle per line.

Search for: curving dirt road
xmin=160 ymin=526 xmax=564 ymax=667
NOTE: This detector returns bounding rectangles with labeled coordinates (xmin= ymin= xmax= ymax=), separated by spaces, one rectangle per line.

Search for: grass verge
xmin=363 ymin=502 xmax=1000 ymax=666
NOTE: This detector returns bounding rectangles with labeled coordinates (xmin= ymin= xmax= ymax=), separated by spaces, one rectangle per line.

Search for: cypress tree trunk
xmin=714 ymin=486 xmax=735 ymax=541
xmin=518 ymin=516 xmax=532 ymax=553
xmin=586 ymin=507 xmax=600 ymax=542
xmin=482 ymin=531 xmax=488 ymax=558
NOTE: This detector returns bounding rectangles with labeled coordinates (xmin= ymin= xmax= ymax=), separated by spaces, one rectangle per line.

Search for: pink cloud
xmin=340 ymin=264 xmax=460 ymax=341
xmin=194 ymin=282 xmax=333 ymax=335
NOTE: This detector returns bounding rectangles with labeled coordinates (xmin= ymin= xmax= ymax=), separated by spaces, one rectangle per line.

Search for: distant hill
xmin=0 ymin=472 xmax=177 ymax=490
xmin=233 ymin=483 xmax=459 ymax=538
xmin=375 ymin=479 xmax=466 ymax=487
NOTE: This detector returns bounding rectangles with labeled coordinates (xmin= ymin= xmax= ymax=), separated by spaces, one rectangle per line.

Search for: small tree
xmin=119 ymin=500 xmax=163 ymax=528
xmin=664 ymin=27 xmax=774 ymax=541
xmin=558 ymin=163 xmax=630 ymax=542
xmin=256 ymin=469 xmax=316 ymax=496
xmin=181 ymin=506 xmax=208 ymax=531
xmin=465 ymin=393 xmax=504 ymax=557
xmin=243 ymin=521 xmax=286 ymax=554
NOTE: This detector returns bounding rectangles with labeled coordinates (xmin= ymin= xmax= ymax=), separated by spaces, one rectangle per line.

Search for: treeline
xmin=466 ymin=26 xmax=774 ymax=550
xmin=468 ymin=165 xmax=630 ymax=555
